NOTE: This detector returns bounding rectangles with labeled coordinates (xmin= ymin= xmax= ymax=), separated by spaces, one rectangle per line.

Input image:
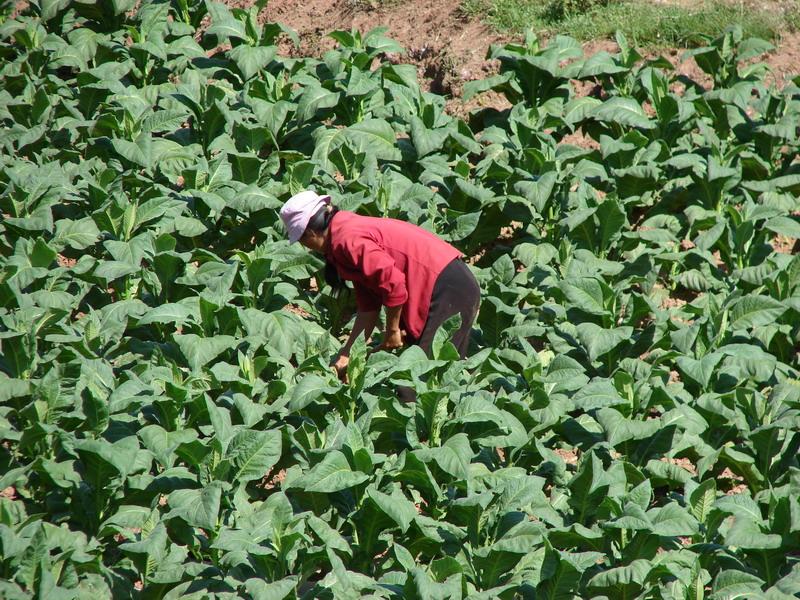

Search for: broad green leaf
xmin=597 ymin=408 xmax=661 ymax=446
xmin=138 ymin=303 xmax=197 ymax=326
xmin=224 ymin=429 xmax=282 ymax=484
xmin=648 ymin=502 xmax=700 ymax=536
xmin=53 ymin=218 xmax=101 ymax=250
xmin=592 ymin=97 xmax=655 ymax=130
xmin=173 ymin=334 xmax=236 ymax=371
xmin=229 ymin=45 xmax=276 ymax=80
xmin=575 ymin=323 xmax=632 ymax=362
xmin=588 ymin=559 xmax=652 ymax=590
xmin=367 ymin=488 xmax=416 ymax=533
xmin=293 ymin=450 xmax=368 ymax=493
xmin=559 ymin=278 xmax=608 ymax=316
xmin=165 ymin=483 xmax=223 ymax=530
xmin=571 ymin=379 xmax=627 ymax=410
xmin=710 ymin=570 xmax=765 ymax=600
xmin=689 ymin=478 xmax=717 ymax=523
xmin=729 ymin=294 xmax=786 ymax=330
xmin=244 ymin=578 xmax=297 ymax=600
xmin=119 ymin=522 xmax=168 ymax=562
xmin=297 ymin=85 xmax=340 ymax=121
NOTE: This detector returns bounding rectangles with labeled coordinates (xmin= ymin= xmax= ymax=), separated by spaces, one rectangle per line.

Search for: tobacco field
xmin=1 ymin=0 xmax=799 ymax=598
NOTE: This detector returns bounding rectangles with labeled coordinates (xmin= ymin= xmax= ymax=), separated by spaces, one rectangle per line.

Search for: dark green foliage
xmin=0 ymin=2 xmax=799 ymax=598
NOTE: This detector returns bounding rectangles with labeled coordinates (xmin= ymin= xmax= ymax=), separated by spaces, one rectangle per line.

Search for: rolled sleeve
xmin=350 ymin=239 xmax=408 ymax=307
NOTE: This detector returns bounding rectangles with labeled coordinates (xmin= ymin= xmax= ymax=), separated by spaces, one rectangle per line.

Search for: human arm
xmin=332 ymin=309 xmax=380 ymax=380
xmin=336 ymin=237 xmax=409 ymax=355
xmin=380 ymin=303 xmax=404 ymax=351
xmin=349 ymin=238 xmax=408 ymax=351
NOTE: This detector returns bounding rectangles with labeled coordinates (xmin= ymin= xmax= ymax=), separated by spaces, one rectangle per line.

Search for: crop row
xmin=0 ymin=1 xmax=799 ymax=599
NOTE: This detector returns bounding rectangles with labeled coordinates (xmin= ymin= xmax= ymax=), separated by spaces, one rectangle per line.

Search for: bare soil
xmin=57 ymin=254 xmax=77 ymax=268
xmin=719 ymin=467 xmax=748 ymax=495
xmin=772 ymin=234 xmax=800 ymax=254
xmin=10 ymin=0 xmax=799 ymax=110
xmin=259 ymin=468 xmax=287 ymax=489
xmin=661 ymin=456 xmax=697 ymax=474
xmin=284 ymin=304 xmax=312 ymax=318
xmin=266 ymin=0 xmax=503 ymax=98
xmin=261 ymin=0 xmax=800 ymax=111
xmin=554 ymin=447 xmax=579 ymax=464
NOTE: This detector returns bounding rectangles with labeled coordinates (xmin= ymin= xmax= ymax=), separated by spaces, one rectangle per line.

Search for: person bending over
xmin=280 ymin=190 xmax=481 ymax=399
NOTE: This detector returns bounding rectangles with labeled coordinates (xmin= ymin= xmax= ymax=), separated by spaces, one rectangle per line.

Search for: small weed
xmin=562 ymin=1 xmax=784 ymax=47
xmin=460 ymin=0 xmax=548 ymax=31
xmin=786 ymin=3 xmax=800 ymax=31
xmin=348 ymin=0 xmax=404 ymax=10
xmin=462 ymin=0 xmax=792 ymax=47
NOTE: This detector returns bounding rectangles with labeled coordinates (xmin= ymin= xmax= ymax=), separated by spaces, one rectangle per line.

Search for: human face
xmin=299 ymin=228 xmax=326 ymax=253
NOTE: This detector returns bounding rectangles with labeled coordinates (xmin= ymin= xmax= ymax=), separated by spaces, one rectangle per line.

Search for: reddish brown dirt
xmin=554 ymin=447 xmax=579 ymax=464
xmin=284 ymin=304 xmax=312 ymax=318
xmin=662 ymin=296 xmax=688 ymax=310
xmin=414 ymin=497 xmax=428 ymax=514
xmin=772 ymin=234 xmax=799 ymax=254
xmin=719 ymin=467 xmax=748 ymax=495
xmin=260 ymin=468 xmax=287 ymax=490
xmin=767 ymin=31 xmax=800 ymax=87
xmin=57 ymin=254 xmax=77 ymax=268
xmin=10 ymin=0 xmax=28 ymax=18
xmin=260 ymin=0 xmax=800 ymax=110
xmin=264 ymin=0 xmax=509 ymax=101
xmin=661 ymin=456 xmax=697 ymax=474
xmin=561 ymin=130 xmax=601 ymax=150
xmin=9 ymin=0 xmax=800 ymax=121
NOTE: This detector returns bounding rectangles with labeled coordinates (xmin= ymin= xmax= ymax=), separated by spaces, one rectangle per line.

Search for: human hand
xmin=379 ymin=328 xmax=404 ymax=352
xmin=331 ymin=353 xmax=349 ymax=382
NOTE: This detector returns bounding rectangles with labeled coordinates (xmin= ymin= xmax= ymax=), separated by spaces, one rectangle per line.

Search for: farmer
xmin=280 ymin=190 xmax=481 ymax=396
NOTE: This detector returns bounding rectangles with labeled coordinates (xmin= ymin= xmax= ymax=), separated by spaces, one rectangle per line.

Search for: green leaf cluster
xmin=1 ymin=3 xmax=799 ymax=598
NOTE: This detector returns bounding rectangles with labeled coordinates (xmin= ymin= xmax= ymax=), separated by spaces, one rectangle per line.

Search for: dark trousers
xmin=398 ymin=258 xmax=481 ymax=402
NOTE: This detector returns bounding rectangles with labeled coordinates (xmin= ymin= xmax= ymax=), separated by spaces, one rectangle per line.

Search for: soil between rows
xmin=261 ymin=0 xmax=800 ymax=113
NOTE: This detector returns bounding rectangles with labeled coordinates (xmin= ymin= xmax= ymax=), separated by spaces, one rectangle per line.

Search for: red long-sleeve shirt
xmin=325 ymin=211 xmax=462 ymax=340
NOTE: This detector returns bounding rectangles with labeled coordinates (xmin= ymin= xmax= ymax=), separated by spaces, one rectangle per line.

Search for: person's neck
xmin=322 ymin=227 xmax=332 ymax=254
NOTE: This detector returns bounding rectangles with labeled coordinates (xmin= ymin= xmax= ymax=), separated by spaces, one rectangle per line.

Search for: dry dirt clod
xmin=260 ymin=468 xmax=287 ymax=490
xmin=554 ymin=448 xmax=578 ymax=465
xmin=57 ymin=254 xmax=77 ymax=268
xmin=772 ymin=234 xmax=798 ymax=254
xmin=719 ymin=467 xmax=748 ymax=495
xmin=660 ymin=456 xmax=696 ymax=474
xmin=284 ymin=304 xmax=311 ymax=318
